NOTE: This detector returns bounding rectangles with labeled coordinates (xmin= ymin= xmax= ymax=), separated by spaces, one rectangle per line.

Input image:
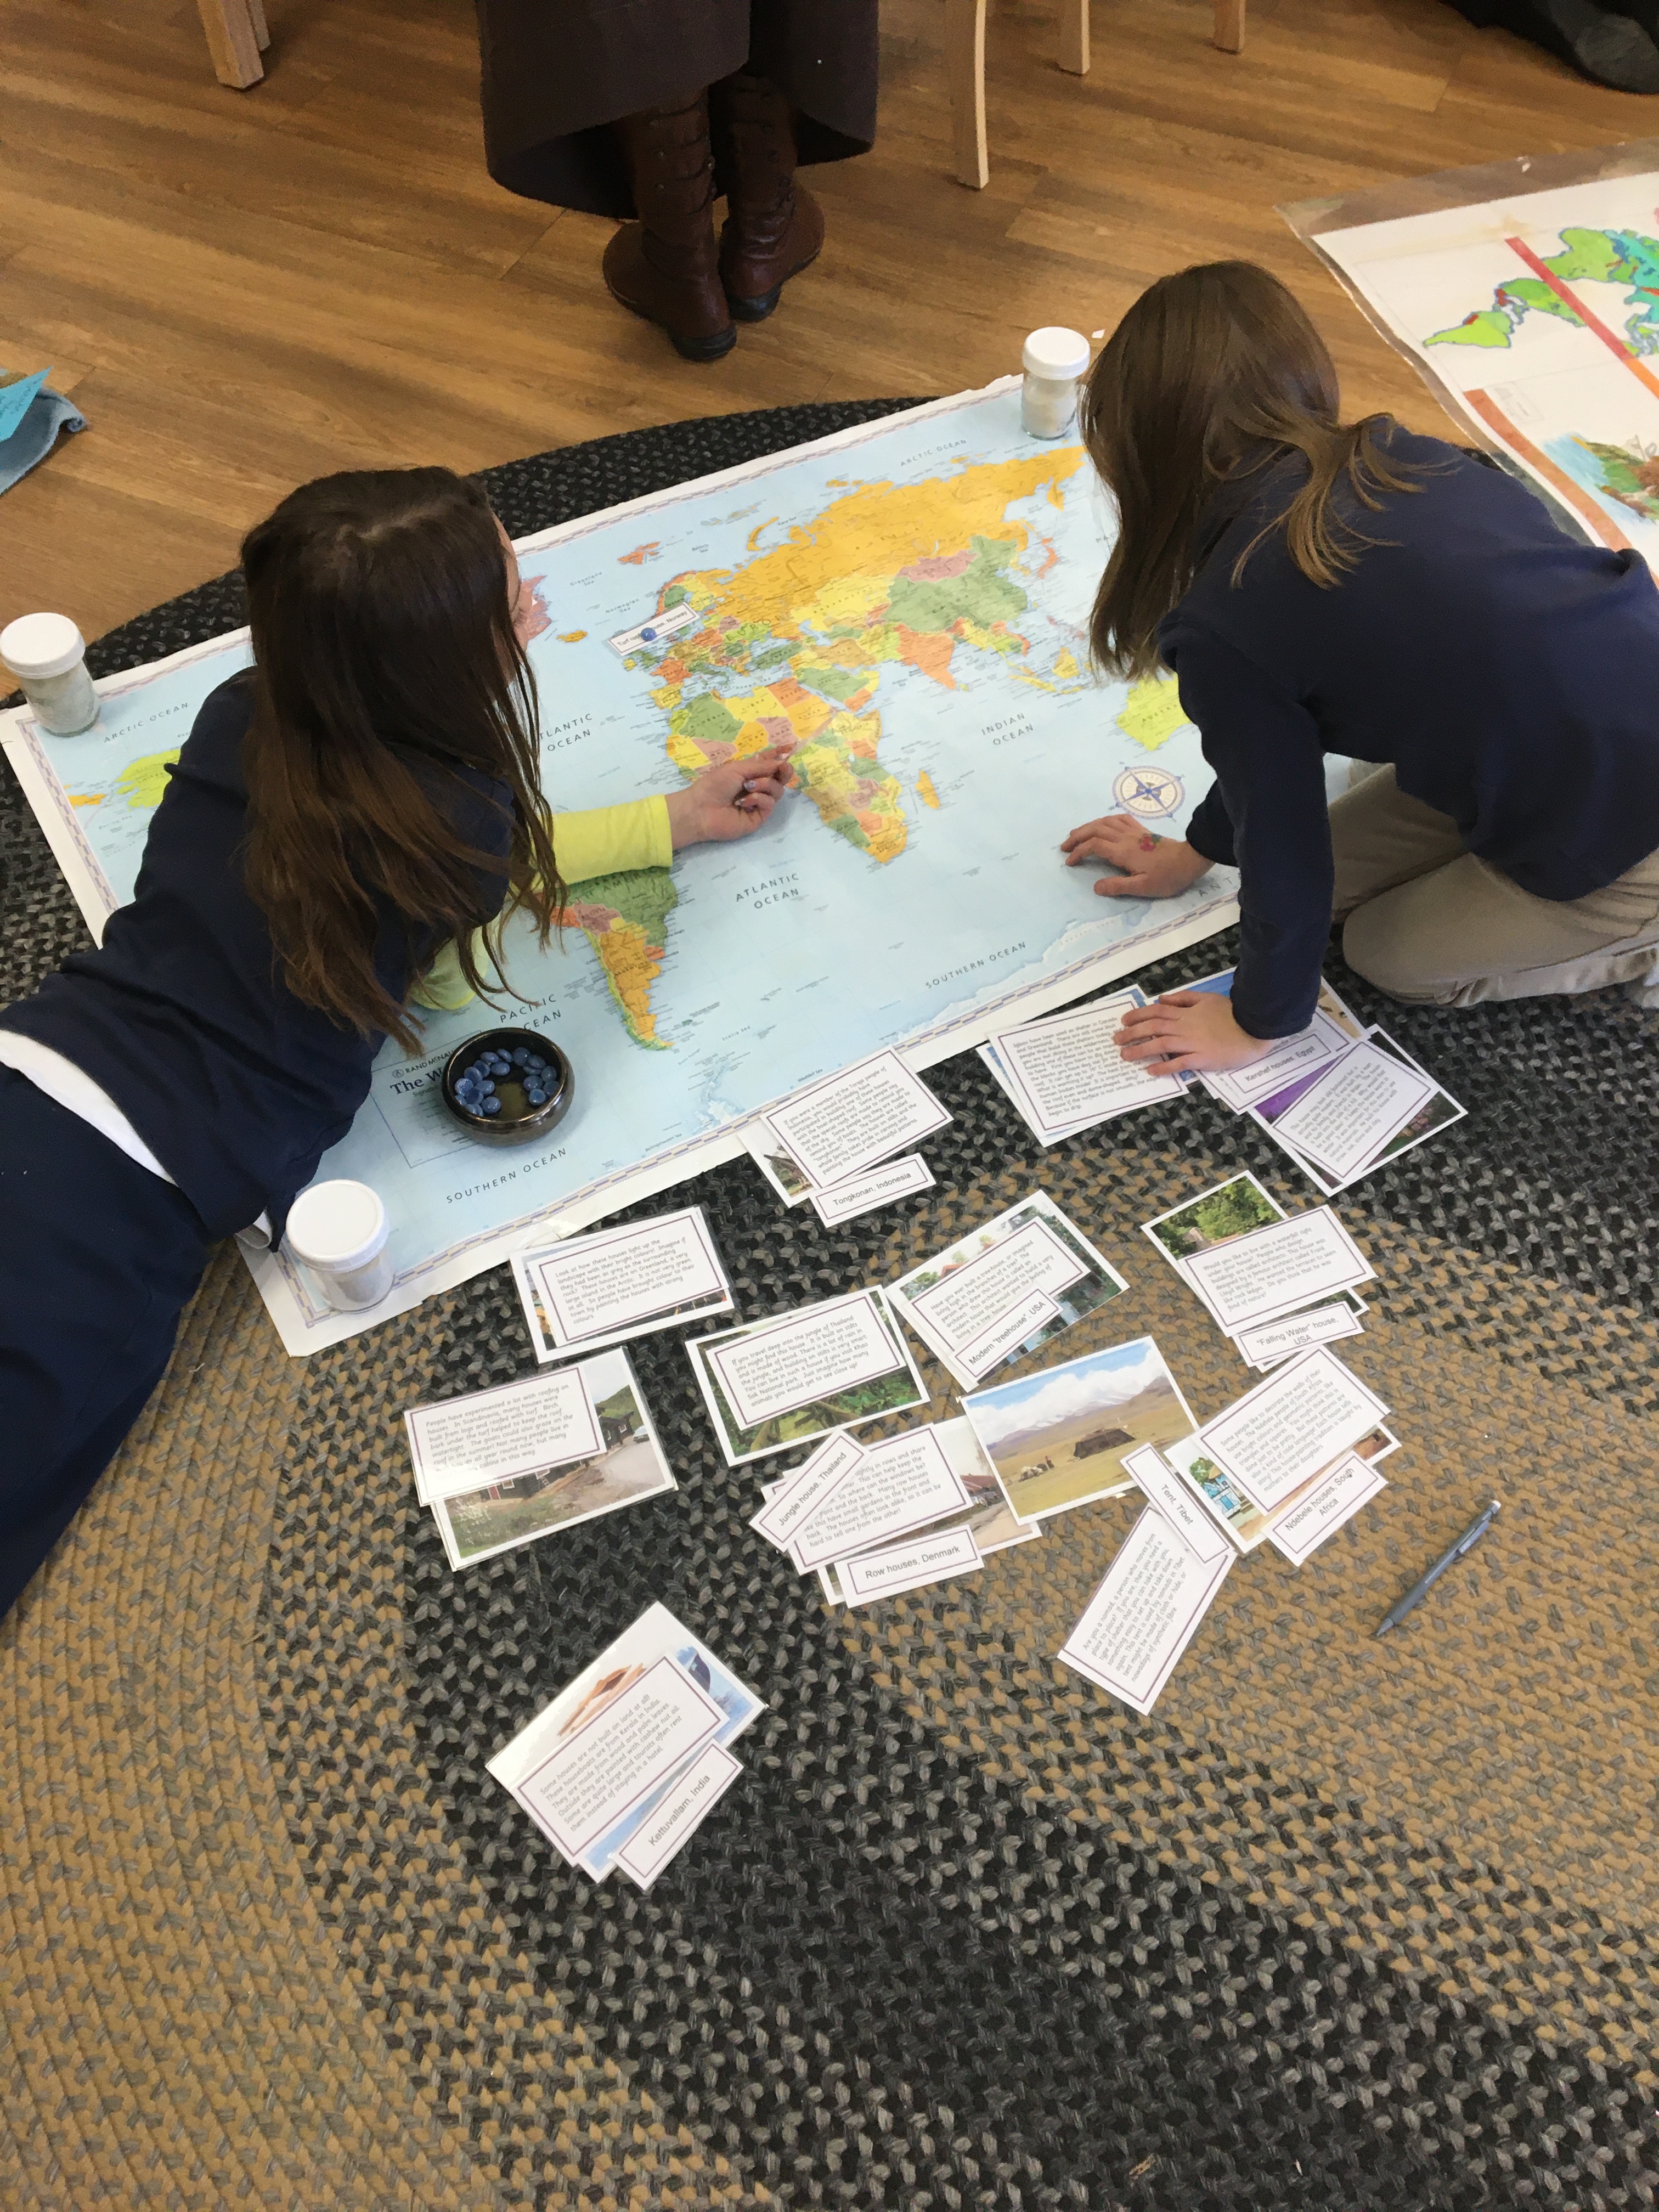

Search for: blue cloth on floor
xmin=0 ymin=378 xmax=87 ymax=496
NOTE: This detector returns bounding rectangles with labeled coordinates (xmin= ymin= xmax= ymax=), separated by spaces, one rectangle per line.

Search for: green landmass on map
xmin=556 ymin=866 xmax=679 ymax=1049
xmin=1573 ymin=435 xmax=1659 ymax=521
xmin=1424 ymin=224 xmax=1659 ymax=355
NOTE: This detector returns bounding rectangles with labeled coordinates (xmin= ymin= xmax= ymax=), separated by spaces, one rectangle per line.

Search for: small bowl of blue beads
xmin=440 ymin=1028 xmax=575 ymax=1147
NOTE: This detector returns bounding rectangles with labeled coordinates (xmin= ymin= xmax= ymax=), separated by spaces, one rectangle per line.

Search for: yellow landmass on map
xmin=1054 ymin=648 xmax=1080 ymax=681
xmin=115 ymin=749 xmax=181 ymax=809
xmin=557 ymin=868 xmax=678 ymax=1049
xmin=916 ymin=771 xmax=940 ymax=809
xmin=586 ymin=922 xmax=665 ymax=1046
xmin=671 ymin=450 xmax=1084 ymax=640
xmin=1116 ymin=677 xmax=1192 ymax=752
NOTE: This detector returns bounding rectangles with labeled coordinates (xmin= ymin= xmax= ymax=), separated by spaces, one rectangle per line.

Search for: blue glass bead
xmin=641 ymin=626 xmax=657 ymax=642
xmin=511 ymin=1047 xmax=530 ymax=1065
xmin=482 ymin=1097 xmax=501 ymax=1115
xmin=527 ymin=1087 xmax=546 ymax=1107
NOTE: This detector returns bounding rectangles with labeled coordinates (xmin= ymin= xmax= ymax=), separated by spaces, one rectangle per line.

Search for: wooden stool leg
xmin=1060 ymin=0 xmax=1090 ymax=76
xmin=1214 ymin=0 xmax=1245 ymax=53
xmin=196 ymin=0 xmax=266 ymax=87
xmin=947 ymin=0 xmax=990 ymax=189
xmin=246 ymin=0 xmax=271 ymax=52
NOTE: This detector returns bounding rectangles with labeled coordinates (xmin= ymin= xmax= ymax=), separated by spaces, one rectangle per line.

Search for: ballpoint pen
xmin=1375 ymin=1498 xmax=1501 ymax=1635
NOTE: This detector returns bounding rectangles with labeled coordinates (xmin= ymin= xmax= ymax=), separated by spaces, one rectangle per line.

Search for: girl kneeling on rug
xmin=0 ymin=468 xmax=791 ymax=1621
xmin=1059 ymin=260 xmax=1659 ymax=1076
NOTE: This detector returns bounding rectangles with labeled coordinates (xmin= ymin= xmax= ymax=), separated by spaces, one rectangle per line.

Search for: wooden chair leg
xmin=947 ymin=0 xmax=990 ymax=190
xmin=196 ymin=0 xmax=266 ymax=88
xmin=1214 ymin=0 xmax=1245 ymax=53
xmin=1060 ymin=0 xmax=1090 ymax=77
xmin=246 ymin=0 xmax=271 ymax=52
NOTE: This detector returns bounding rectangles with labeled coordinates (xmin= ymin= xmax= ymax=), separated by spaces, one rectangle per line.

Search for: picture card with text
xmin=405 ymin=1363 xmax=603 ymax=1503
xmin=1059 ymin=1503 xmax=1232 ymax=1715
xmin=1160 ymin=1423 xmax=1398 ymax=1553
xmin=1177 ymin=1209 xmax=1374 ymax=1337
xmin=1250 ymin=1030 xmax=1467 ymax=1193
xmin=889 ymin=1191 xmax=1128 ymax=1390
xmin=962 ymin=1333 xmax=1198 ymax=1523
xmin=808 ymin=1417 xmax=1041 ymax=1596
xmin=1180 ymin=970 xmax=1365 ymax=1114
xmin=512 ymin=1655 xmax=724 ymax=1864
xmin=788 ymin=1424 xmax=972 ymax=1571
xmin=759 ymin=1050 xmax=950 ymax=1193
xmin=513 ymin=1207 xmax=733 ymax=1361
xmin=687 ymin=1288 xmax=927 ymax=1465
xmin=428 ymin=1347 xmax=674 ymax=1569
xmin=1195 ymin=1346 xmax=1389 ymax=1513
xmin=487 ymin=1602 xmax=763 ymax=1882
xmin=985 ymin=988 xmax=1182 ymax=1142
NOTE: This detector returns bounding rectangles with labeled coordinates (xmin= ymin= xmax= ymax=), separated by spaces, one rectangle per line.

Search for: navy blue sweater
xmin=0 ymin=677 xmax=512 ymax=1242
xmin=1159 ymin=427 xmax=1659 ymax=1037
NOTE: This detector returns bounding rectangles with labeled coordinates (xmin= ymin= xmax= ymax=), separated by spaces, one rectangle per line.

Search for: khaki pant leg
xmin=1327 ymin=766 xmax=1468 ymax=920
xmin=1341 ymin=844 xmax=1659 ymax=1007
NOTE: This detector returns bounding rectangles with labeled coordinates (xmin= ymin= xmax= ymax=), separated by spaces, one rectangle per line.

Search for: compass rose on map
xmin=1113 ymin=765 xmax=1183 ymax=820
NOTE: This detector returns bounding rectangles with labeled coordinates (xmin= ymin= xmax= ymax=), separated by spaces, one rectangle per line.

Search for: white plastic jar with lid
xmin=1020 ymin=327 xmax=1092 ymax=440
xmin=286 ymin=1180 xmax=393 ymax=1312
xmin=0 ymin=612 xmax=100 ymax=735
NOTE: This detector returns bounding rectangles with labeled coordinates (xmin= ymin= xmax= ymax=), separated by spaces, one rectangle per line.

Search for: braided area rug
xmin=3 ymin=405 xmax=1658 ymax=2212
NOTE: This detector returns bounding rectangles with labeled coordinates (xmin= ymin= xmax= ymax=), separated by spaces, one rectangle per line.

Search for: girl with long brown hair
xmin=1060 ymin=261 xmax=1659 ymax=1074
xmin=0 ymin=466 xmax=791 ymax=1618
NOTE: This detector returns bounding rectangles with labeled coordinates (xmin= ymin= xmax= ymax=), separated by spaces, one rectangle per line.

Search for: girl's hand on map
xmin=1115 ymin=991 xmax=1274 ymax=1075
xmin=1061 ymin=815 xmax=1212 ymax=899
xmin=665 ymin=748 xmax=795 ymax=849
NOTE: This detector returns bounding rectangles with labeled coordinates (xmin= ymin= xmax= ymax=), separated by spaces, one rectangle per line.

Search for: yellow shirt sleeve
xmin=409 ymin=798 xmax=674 ymax=1012
xmin=554 ymin=795 xmax=673 ymax=883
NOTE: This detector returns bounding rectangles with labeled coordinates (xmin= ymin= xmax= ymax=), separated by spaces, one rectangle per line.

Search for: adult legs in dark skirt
xmin=0 ymin=1068 xmax=213 ymax=1620
xmin=476 ymin=1 xmax=878 ymax=359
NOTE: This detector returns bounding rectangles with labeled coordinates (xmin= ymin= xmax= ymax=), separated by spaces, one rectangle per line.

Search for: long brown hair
xmin=1079 ymin=261 xmax=1425 ymax=680
xmin=239 ymin=467 xmax=562 ymax=1053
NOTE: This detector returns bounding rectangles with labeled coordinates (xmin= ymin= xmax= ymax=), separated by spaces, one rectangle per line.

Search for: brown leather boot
xmin=603 ymin=95 xmax=737 ymax=362
xmin=709 ymin=70 xmax=825 ymax=322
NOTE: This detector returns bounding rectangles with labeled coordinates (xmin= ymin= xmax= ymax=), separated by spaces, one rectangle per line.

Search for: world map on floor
xmin=7 ymin=383 xmax=1250 ymax=1351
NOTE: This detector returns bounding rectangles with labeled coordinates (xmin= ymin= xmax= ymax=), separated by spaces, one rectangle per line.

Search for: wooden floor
xmin=1 ymin=0 xmax=1648 ymax=641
